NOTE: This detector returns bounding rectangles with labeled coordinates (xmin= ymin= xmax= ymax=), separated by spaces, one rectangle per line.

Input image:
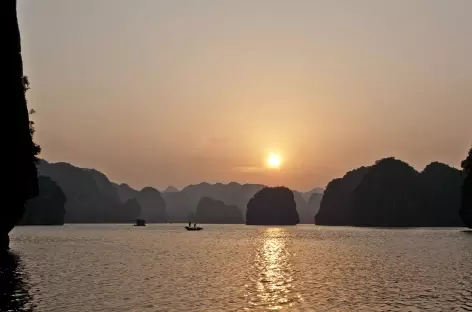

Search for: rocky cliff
xmin=38 ymin=161 xmax=138 ymax=223
xmin=316 ymin=157 xmax=466 ymax=227
xmin=195 ymin=197 xmax=243 ymax=224
xmin=246 ymin=187 xmax=299 ymax=225
xmin=20 ymin=176 xmax=66 ymax=225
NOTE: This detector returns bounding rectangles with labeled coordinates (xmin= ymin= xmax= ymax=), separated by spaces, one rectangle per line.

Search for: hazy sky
xmin=19 ymin=0 xmax=472 ymax=191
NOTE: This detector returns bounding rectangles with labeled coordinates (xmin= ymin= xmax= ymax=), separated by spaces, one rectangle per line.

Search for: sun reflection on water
xmin=246 ymin=228 xmax=302 ymax=310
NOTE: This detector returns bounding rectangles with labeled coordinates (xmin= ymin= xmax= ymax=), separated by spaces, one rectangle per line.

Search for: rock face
xmin=315 ymin=167 xmax=369 ymax=225
xmin=115 ymin=183 xmax=137 ymax=203
xmin=246 ymin=187 xmax=299 ymax=225
xmin=419 ymin=162 xmax=463 ymax=226
xmin=351 ymin=158 xmax=424 ymax=227
xmin=307 ymin=191 xmax=324 ymax=222
xmin=460 ymin=148 xmax=472 ymax=228
xmin=316 ymin=157 xmax=466 ymax=227
xmin=137 ymin=187 xmax=167 ymax=223
xmin=3 ymin=0 xmax=39 ymax=249
xmin=116 ymin=184 xmax=167 ymax=223
xmin=38 ymin=161 xmax=139 ymax=223
xmin=461 ymin=176 xmax=472 ymax=228
xmin=195 ymin=197 xmax=243 ymax=224
xmin=20 ymin=176 xmax=67 ymax=225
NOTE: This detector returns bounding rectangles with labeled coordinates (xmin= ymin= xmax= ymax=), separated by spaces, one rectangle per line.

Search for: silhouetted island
xmin=315 ymin=167 xmax=369 ymax=225
xmin=316 ymin=157 xmax=466 ymax=227
xmin=136 ymin=187 xmax=167 ymax=223
xmin=351 ymin=158 xmax=424 ymax=227
xmin=246 ymin=187 xmax=299 ymax=225
xmin=112 ymin=198 xmax=141 ymax=223
xmin=195 ymin=197 xmax=244 ymax=224
xmin=419 ymin=162 xmax=463 ymax=226
xmin=116 ymin=184 xmax=167 ymax=223
xmin=38 ymin=161 xmax=139 ymax=223
xmin=19 ymin=176 xmax=67 ymax=225
xmin=460 ymin=148 xmax=472 ymax=228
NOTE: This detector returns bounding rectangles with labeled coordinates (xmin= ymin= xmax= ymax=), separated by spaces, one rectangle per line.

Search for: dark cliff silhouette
xmin=19 ymin=176 xmax=67 ymax=225
xmin=115 ymin=183 xmax=137 ymax=202
xmin=0 ymin=252 xmax=33 ymax=311
xmin=315 ymin=167 xmax=369 ymax=225
xmin=136 ymin=187 xmax=167 ymax=222
xmin=38 ymin=161 xmax=138 ymax=223
xmin=195 ymin=197 xmax=244 ymax=224
xmin=351 ymin=158 xmax=424 ymax=227
xmin=246 ymin=187 xmax=299 ymax=225
xmin=316 ymin=157 xmax=466 ymax=227
xmin=460 ymin=148 xmax=472 ymax=228
xmin=116 ymin=184 xmax=167 ymax=223
xmin=419 ymin=162 xmax=463 ymax=226
xmin=2 ymin=0 xmax=39 ymax=250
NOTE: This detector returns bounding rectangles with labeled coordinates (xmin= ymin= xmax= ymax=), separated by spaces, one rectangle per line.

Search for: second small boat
xmin=185 ymin=226 xmax=203 ymax=231
xmin=185 ymin=222 xmax=203 ymax=231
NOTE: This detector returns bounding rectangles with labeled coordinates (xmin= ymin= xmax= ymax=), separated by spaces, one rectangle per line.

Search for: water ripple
xmin=5 ymin=225 xmax=472 ymax=311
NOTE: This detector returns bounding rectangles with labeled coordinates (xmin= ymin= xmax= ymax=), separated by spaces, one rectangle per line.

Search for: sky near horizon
xmin=18 ymin=0 xmax=472 ymax=191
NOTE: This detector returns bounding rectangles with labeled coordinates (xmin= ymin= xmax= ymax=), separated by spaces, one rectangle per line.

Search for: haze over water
xmin=8 ymin=225 xmax=472 ymax=311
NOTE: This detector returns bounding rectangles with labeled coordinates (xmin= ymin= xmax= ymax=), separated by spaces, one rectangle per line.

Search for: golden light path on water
xmin=245 ymin=228 xmax=303 ymax=311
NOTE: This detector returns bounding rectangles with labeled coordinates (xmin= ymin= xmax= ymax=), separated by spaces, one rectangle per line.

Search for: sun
xmin=266 ymin=153 xmax=282 ymax=169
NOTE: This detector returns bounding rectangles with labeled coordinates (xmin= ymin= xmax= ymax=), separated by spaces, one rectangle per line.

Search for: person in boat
xmin=188 ymin=222 xmax=191 ymax=227
xmin=193 ymin=222 xmax=197 ymax=228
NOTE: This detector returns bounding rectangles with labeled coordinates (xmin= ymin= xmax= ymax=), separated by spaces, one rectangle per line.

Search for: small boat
xmin=135 ymin=219 xmax=146 ymax=226
xmin=185 ymin=226 xmax=203 ymax=231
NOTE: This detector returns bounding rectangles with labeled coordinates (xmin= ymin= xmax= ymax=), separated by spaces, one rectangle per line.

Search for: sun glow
xmin=266 ymin=153 xmax=282 ymax=169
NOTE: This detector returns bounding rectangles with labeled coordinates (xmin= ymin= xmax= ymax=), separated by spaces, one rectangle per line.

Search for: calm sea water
xmin=4 ymin=225 xmax=472 ymax=312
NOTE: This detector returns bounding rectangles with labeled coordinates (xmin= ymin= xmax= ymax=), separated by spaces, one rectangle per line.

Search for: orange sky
xmin=19 ymin=0 xmax=472 ymax=191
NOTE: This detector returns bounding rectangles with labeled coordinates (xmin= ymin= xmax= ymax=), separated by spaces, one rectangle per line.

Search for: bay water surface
xmin=5 ymin=224 xmax=472 ymax=311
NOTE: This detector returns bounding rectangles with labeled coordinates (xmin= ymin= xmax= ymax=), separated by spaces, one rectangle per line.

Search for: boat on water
xmin=185 ymin=226 xmax=203 ymax=231
xmin=185 ymin=222 xmax=203 ymax=231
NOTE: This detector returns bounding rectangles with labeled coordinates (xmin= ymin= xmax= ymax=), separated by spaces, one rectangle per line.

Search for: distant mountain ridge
xmin=162 ymin=182 xmax=322 ymax=223
xmin=38 ymin=160 xmax=140 ymax=223
xmin=35 ymin=158 xmax=467 ymax=226
xmin=37 ymin=160 xmax=324 ymax=224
